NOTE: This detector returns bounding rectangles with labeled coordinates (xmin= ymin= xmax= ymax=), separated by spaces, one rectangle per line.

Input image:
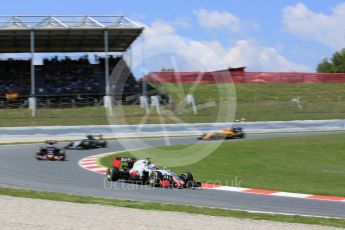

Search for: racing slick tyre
xmin=180 ymin=172 xmax=196 ymax=188
xmin=101 ymin=141 xmax=107 ymax=148
xmin=106 ymin=167 xmax=120 ymax=181
xmin=149 ymin=171 xmax=163 ymax=187
xmin=180 ymin=172 xmax=193 ymax=183
xmin=59 ymin=150 xmax=66 ymax=161
xmin=238 ymin=133 xmax=245 ymax=139
xmin=36 ymin=153 xmax=43 ymax=160
xmin=82 ymin=141 xmax=90 ymax=149
xmin=59 ymin=154 xmax=66 ymax=161
xmin=64 ymin=142 xmax=73 ymax=149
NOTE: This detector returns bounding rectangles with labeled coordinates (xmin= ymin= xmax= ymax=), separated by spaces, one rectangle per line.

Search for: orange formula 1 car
xmin=198 ymin=127 xmax=245 ymax=140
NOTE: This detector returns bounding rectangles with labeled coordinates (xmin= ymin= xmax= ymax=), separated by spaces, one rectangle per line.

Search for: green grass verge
xmin=0 ymin=107 xmax=109 ymax=127
xmin=155 ymin=83 xmax=345 ymax=121
xmin=0 ymin=187 xmax=344 ymax=228
xmin=99 ymin=134 xmax=345 ymax=197
xmin=2 ymin=83 xmax=345 ymax=126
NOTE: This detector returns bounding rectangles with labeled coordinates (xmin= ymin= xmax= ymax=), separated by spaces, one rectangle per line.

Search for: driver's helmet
xmin=148 ymin=164 xmax=157 ymax=170
xmin=144 ymin=158 xmax=151 ymax=165
xmin=86 ymin=135 xmax=94 ymax=140
xmin=46 ymin=141 xmax=55 ymax=146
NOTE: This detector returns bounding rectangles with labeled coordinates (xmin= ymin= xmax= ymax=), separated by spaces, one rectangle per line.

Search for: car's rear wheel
xmin=149 ymin=171 xmax=163 ymax=187
xmin=36 ymin=153 xmax=43 ymax=160
xmin=238 ymin=133 xmax=245 ymax=138
xmin=106 ymin=167 xmax=120 ymax=181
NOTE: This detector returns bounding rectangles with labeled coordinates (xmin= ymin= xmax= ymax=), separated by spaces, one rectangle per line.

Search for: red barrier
xmin=141 ymin=69 xmax=345 ymax=84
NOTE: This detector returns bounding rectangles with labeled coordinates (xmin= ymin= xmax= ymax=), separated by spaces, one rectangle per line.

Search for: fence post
xmin=104 ymin=95 xmax=113 ymax=117
xmin=151 ymin=96 xmax=161 ymax=115
xmin=29 ymin=97 xmax=36 ymax=117
xmin=186 ymin=94 xmax=197 ymax=114
xmin=140 ymin=96 xmax=150 ymax=114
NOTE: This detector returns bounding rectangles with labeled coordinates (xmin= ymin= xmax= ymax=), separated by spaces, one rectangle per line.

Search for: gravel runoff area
xmin=0 ymin=195 xmax=340 ymax=230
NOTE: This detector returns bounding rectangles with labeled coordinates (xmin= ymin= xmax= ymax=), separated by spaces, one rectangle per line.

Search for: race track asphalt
xmin=0 ymin=132 xmax=344 ymax=218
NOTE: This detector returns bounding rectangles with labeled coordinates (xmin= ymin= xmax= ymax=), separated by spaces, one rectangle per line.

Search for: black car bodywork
xmin=65 ymin=135 xmax=107 ymax=150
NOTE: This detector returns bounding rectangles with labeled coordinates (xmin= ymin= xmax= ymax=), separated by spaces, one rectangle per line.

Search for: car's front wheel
xmin=180 ymin=172 xmax=195 ymax=188
xmin=180 ymin=172 xmax=193 ymax=183
xmin=59 ymin=153 xmax=66 ymax=161
xmin=65 ymin=142 xmax=73 ymax=149
xmin=83 ymin=141 xmax=90 ymax=149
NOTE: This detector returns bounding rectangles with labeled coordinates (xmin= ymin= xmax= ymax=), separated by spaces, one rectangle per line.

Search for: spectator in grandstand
xmin=0 ymin=55 xmax=141 ymax=98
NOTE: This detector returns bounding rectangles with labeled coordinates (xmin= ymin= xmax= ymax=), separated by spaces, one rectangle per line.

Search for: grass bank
xmin=99 ymin=134 xmax=345 ymax=197
xmin=1 ymin=83 xmax=345 ymax=126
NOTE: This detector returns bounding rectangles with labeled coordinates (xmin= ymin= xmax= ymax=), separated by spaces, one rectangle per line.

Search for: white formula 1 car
xmin=106 ymin=157 xmax=201 ymax=188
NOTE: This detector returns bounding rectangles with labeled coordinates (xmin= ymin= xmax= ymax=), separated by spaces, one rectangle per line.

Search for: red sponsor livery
xmin=113 ymin=159 xmax=121 ymax=168
xmin=159 ymin=180 xmax=170 ymax=188
xmin=130 ymin=170 xmax=138 ymax=177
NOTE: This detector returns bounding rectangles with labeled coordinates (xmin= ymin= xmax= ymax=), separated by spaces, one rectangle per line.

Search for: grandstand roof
xmin=0 ymin=16 xmax=144 ymax=53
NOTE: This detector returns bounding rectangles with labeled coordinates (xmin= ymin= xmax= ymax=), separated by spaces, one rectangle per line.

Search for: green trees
xmin=317 ymin=48 xmax=345 ymax=73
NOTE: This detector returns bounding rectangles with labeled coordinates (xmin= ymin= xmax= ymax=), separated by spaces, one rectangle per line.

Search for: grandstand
xmin=0 ymin=56 xmax=145 ymax=106
xmin=0 ymin=16 xmax=145 ymax=112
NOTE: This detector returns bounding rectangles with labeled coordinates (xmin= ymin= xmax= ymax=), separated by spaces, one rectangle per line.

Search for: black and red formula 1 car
xmin=106 ymin=157 xmax=201 ymax=188
xmin=36 ymin=140 xmax=66 ymax=161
